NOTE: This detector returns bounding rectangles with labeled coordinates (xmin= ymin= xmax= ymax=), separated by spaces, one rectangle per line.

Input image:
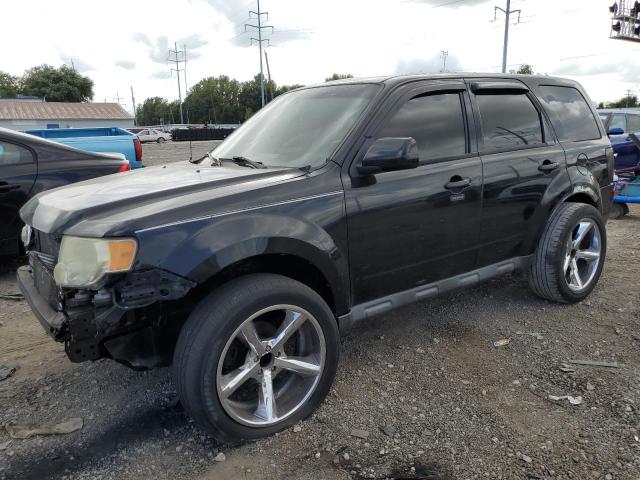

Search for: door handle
xmin=0 ymin=184 xmax=20 ymax=194
xmin=445 ymin=177 xmax=471 ymax=189
xmin=538 ymin=161 xmax=559 ymax=172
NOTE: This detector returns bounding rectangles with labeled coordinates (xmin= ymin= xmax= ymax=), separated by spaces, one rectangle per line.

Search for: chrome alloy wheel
xmin=216 ymin=305 xmax=326 ymax=427
xmin=563 ymin=218 xmax=602 ymax=292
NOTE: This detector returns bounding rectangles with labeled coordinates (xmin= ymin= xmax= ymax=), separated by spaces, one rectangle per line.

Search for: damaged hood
xmin=21 ymin=161 xmax=305 ymax=236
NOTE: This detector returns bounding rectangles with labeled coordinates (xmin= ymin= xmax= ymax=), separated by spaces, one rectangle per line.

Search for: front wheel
xmin=157 ymin=137 xmax=166 ymax=143
xmin=173 ymin=274 xmax=339 ymax=442
xmin=529 ymin=202 xmax=606 ymax=303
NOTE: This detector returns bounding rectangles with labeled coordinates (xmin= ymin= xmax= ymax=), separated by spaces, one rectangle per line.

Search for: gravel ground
xmin=141 ymin=140 xmax=222 ymax=167
xmin=0 ymin=143 xmax=638 ymax=479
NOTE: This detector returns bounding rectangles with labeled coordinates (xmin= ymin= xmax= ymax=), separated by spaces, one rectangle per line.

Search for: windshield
xmin=211 ymin=84 xmax=380 ymax=168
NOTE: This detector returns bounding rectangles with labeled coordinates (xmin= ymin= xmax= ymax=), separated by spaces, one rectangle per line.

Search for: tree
xmin=0 ymin=71 xmax=19 ymax=98
xmin=517 ymin=64 xmax=533 ymax=75
xmin=325 ymin=73 xmax=354 ymax=82
xmin=605 ymin=94 xmax=639 ymax=108
xmin=20 ymin=65 xmax=93 ymax=102
xmin=135 ymin=97 xmax=179 ymax=125
xmin=183 ymin=74 xmax=303 ymax=124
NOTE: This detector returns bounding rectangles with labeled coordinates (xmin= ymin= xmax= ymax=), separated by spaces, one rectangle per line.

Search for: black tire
xmin=172 ymin=273 xmax=339 ymax=442
xmin=157 ymin=137 xmax=166 ymax=143
xmin=609 ymin=203 xmax=626 ymax=220
xmin=528 ymin=202 xmax=606 ymax=303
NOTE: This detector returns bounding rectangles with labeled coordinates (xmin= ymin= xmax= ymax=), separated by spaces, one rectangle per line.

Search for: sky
xmin=2 ymin=0 xmax=639 ymax=112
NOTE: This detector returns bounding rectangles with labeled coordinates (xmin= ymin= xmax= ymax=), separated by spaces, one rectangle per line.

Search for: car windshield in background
xmin=211 ymin=84 xmax=380 ymax=169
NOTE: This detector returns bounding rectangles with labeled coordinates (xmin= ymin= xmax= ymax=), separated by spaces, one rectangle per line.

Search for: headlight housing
xmin=53 ymin=236 xmax=137 ymax=288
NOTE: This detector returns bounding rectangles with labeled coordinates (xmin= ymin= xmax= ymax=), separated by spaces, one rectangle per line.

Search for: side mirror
xmin=358 ymin=137 xmax=419 ymax=174
xmin=609 ymin=127 xmax=625 ymax=135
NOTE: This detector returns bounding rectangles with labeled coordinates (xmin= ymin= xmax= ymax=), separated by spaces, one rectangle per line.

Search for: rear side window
xmin=475 ymin=94 xmax=543 ymax=151
xmin=0 ymin=141 xmax=34 ymax=166
xmin=378 ymin=93 xmax=467 ymax=161
xmin=627 ymin=115 xmax=640 ymax=132
xmin=538 ymin=86 xmax=601 ymax=141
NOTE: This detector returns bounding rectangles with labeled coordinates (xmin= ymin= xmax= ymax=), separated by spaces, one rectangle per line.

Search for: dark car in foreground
xmin=0 ymin=127 xmax=130 ymax=256
xmin=598 ymin=108 xmax=640 ymax=174
xmin=17 ymin=74 xmax=612 ymax=441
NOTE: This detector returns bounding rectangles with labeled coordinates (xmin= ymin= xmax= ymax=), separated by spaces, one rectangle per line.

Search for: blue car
xmin=26 ymin=127 xmax=143 ymax=169
xmin=598 ymin=109 xmax=640 ymax=174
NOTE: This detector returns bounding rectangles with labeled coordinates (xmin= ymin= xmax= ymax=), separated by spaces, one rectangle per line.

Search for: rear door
xmin=138 ymin=129 xmax=151 ymax=142
xmin=468 ymin=79 xmax=568 ymax=267
xmin=535 ymin=83 xmax=612 ymax=211
xmin=345 ymin=80 xmax=483 ymax=304
xmin=0 ymin=139 xmax=37 ymax=255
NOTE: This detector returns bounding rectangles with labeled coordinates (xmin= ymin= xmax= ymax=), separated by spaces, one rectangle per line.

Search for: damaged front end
xmin=17 ymin=231 xmax=195 ymax=370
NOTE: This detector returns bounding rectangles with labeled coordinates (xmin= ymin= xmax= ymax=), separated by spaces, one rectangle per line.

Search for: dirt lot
xmin=1 ymin=142 xmax=638 ymax=480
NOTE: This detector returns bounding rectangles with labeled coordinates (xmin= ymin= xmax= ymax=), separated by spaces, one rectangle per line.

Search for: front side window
xmin=476 ymin=93 xmax=544 ymax=152
xmin=538 ymin=86 xmax=601 ymax=142
xmin=378 ymin=93 xmax=467 ymax=161
xmin=609 ymin=114 xmax=626 ymax=133
xmin=213 ymin=84 xmax=379 ymax=168
xmin=0 ymin=141 xmax=34 ymax=166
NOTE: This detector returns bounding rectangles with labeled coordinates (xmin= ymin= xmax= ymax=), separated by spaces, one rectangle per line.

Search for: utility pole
xmin=169 ymin=42 xmax=185 ymax=124
xmin=494 ymin=0 xmax=521 ymax=73
xmin=440 ymin=50 xmax=449 ymax=73
xmin=264 ymin=50 xmax=274 ymax=101
xmin=245 ymin=0 xmax=273 ymax=107
xmin=130 ymin=86 xmax=137 ymax=126
xmin=113 ymin=92 xmax=124 ymax=105
xmin=183 ymin=45 xmax=189 ymax=95
xmin=626 ymin=89 xmax=634 ymax=107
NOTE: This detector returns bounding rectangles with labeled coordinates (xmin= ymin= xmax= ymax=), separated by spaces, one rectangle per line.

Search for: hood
xmin=21 ymin=161 xmax=304 ymax=236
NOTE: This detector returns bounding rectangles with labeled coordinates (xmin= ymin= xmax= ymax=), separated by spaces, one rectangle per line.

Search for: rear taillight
xmin=117 ymin=162 xmax=131 ymax=173
xmin=133 ymin=138 xmax=142 ymax=162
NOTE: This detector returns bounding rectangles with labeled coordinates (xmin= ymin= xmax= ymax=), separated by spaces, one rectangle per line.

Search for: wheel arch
xmin=188 ymin=252 xmax=340 ymax=315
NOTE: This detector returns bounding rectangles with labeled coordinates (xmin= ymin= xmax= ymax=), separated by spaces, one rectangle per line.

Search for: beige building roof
xmin=0 ymin=101 xmax=132 ymax=120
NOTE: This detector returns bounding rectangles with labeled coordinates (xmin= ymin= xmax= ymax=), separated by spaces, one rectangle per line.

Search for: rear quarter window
xmin=538 ymin=85 xmax=601 ymax=142
xmin=0 ymin=141 xmax=35 ymax=166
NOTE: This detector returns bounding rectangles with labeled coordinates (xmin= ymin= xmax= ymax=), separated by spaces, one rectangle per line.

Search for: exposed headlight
xmin=53 ymin=236 xmax=137 ymax=288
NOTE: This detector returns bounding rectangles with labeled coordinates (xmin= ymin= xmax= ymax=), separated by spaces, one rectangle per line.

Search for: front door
xmin=0 ymin=139 xmax=37 ymax=255
xmin=344 ymin=81 xmax=483 ymax=305
xmin=468 ymin=79 xmax=569 ymax=267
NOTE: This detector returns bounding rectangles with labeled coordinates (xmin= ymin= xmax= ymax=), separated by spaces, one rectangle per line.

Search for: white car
xmin=131 ymin=128 xmax=171 ymax=143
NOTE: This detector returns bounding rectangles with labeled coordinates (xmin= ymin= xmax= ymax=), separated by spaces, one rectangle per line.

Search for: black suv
xmin=17 ymin=74 xmax=612 ymax=441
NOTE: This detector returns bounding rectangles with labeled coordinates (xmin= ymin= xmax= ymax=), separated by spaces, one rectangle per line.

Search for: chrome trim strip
xmin=136 ymin=191 xmax=344 ymax=233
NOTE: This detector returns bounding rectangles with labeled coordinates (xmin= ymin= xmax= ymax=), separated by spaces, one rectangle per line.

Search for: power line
xmin=245 ymin=0 xmax=273 ymax=107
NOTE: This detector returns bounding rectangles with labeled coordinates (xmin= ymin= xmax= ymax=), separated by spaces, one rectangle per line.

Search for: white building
xmin=0 ymin=99 xmax=134 ymax=130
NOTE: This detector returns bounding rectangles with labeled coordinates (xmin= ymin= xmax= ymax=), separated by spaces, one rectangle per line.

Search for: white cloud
xmin=115 ymin=60 xmax=136 ymax=70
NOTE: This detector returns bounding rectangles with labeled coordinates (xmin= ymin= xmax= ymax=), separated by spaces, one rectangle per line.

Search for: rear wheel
xmin=173 ymin=274 xmax=339 ymax=441
xmin=529 ymin=203 xmax=606 ymax=303
xmin=157 ymin=137 xmax=166 ymax=143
